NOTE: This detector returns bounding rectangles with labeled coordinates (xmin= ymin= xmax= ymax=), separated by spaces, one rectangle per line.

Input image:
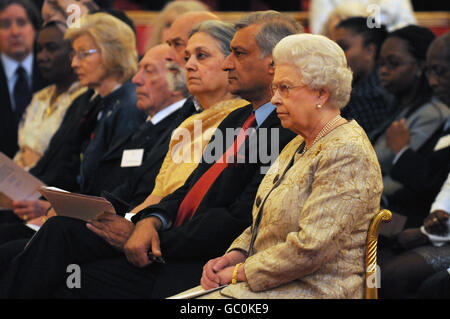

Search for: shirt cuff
xmin=392 ymin=146 xmax=410 ymax=165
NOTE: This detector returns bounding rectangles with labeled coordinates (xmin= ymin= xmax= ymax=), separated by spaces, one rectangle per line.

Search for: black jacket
xmin=110 ymin=97 xmax=196 ymax=209
xmin=79 ymin=81 xmax=146 ymax=195
xmin=133 ymin=104 xmax=296 ymax=262
xmin=0 ymin=56 xmax=49 ymax=158
xmin=29 ymin=89 xmax=102 ymax=191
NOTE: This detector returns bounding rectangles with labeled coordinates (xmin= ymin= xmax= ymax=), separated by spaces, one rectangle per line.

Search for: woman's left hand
xmin=201 ymin=251 xmax=247 ymax=289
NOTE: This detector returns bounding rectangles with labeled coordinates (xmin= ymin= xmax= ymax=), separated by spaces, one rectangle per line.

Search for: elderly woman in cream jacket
xmin=198 ymin=34 xmax=383 ymax=299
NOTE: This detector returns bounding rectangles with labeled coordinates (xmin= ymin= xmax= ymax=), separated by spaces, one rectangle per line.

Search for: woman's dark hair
xmin=0 ymin=0 xmax=41 ymax=31
xmin=388 ymin=25 xmax=436 ymax=61
xmin=336 ymin=16 xmax=388 ymax=59
xmin=387 ymin=25 xmax=436 ymax=115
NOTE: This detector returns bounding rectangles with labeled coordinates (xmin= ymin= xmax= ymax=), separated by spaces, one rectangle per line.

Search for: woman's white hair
xmin=273 ymin=33 xmax=353 ymax=109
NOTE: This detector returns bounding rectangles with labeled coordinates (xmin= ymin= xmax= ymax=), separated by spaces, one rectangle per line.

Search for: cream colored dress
xmin=14 ymin=82 xmax=87 ymax=169
xmin=203 ymin=120 xmax=383 ymax=299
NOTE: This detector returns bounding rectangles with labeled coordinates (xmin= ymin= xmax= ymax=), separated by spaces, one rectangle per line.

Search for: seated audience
xmin=14 ymin=21 xmax=86 ymax=170
xmin=0 ymin=11 xmax=224 ymax=253
xmin=0 ymin=42 xmax=187 ymax=253
xmin=107 ymin=11 xmax=220 ymax=210
xmin=330 ymin=17 xmax=395 ymax=135
xmin=381 ymin=173 xmax=450 ymax=298
xmin=197 ymin=33 xmax=382 ymax=299
xmin=0 ymin=10 xmax=300 ymax=299
xmin=2 ymin=12 xmax=144 ymax=222
xmin=378 ymin=32 xmax=450 ymax=299
xmin=129 ymin=19 xmax=248 ymax=211
xmin=383 ymin=31 xmax=450 ymax=232
xmin=371 ymin=25 xmax=450 ymax=228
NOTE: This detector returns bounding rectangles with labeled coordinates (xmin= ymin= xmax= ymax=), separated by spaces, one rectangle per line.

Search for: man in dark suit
xmin=378 ymin=32 xmax=450 ymax=299
xmin=0 ymin=43 xmax=187 ymax=228
xmin=0 ymin=0 xmax=49 ymax=158
xmin=0 ymin=11 xmax=301 ymax=298
xmin=76 ymin=44 xmax=185 ymax=196
xmin=3 ymin=12 xmax=211 ymax=224
xmin=382 ymin=31 xmax=450 ymax=229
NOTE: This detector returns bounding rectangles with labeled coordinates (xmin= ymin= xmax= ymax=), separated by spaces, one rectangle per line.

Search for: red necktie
xmin=174 ymin=112 xmax=257 ymax=227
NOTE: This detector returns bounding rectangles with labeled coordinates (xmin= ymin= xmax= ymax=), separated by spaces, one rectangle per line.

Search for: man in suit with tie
xmin=0 ymin=11 xmax=301 ymax=299
xmin=105 ymin=11 xmax=220 ymax=208
xmin=0 ymin=0 xmax=49 ymax=158
xmin=77 ymin=43 xmax=187 ymax=196
xmin=5 ymin=12 xmax=213 ymax=223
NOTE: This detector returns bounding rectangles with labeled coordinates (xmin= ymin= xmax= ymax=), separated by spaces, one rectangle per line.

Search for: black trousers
xmin=0 ymin=239 xmax=28 ymax=272
xmin=0 ymin=216 xmax=203 ymax=298
xmin=0 ymin=211 xmax=22 ymax=224
xmin=0 ymin=223 xmax=36 ymax=245
xmin=417 ymin=270 xmax=450 ymax=298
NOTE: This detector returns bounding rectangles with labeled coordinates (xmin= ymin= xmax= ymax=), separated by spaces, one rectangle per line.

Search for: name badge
xmin=434 ymin=134 xmax=450 ymax=151
xmin=121 ymin=149 xmax=144 ymax=167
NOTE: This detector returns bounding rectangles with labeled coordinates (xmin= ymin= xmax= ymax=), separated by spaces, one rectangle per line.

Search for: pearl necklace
xmin=300 ymin=114 xmax=342 ymax=155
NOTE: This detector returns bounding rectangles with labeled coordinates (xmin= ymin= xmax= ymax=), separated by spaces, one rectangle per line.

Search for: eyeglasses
xmin=271 ymin=83 xmax=306 ymax=98
xmin=425 ymin=65 xmax=449 ymax=80
xmin=69 ymin=49 xmax=99 ymax=61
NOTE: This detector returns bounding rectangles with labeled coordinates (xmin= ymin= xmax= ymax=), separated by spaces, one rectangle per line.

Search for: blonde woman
xmin=65 ymin=12 xmax=146 ymax=195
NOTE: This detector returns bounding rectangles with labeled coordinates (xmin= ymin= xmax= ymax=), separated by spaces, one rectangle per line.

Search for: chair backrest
xmin=365 ymin=209 xmax=392 ymax=299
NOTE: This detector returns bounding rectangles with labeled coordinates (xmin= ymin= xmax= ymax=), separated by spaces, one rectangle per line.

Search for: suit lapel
xmin=0 ymin=62 xmax=12 ymax=110
xmin=101 ymin=108 xmax=180 ymax=162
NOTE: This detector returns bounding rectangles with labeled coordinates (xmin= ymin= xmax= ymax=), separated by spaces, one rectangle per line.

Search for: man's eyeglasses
xmin=271 ymin=83 xmax=306 ymax=98
xmin=425 ymin=65 xmax=449 ymax=80
xmin=69 ymin=49 xmax=99 ymax=61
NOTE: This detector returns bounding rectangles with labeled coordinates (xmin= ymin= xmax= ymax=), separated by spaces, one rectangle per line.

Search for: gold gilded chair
xmin=365 ymin=209 xmax=392 ymax=299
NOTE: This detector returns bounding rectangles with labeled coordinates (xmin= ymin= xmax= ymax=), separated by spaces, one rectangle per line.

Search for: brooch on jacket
xmin=314 ymin=144 xmax=322 ymax=157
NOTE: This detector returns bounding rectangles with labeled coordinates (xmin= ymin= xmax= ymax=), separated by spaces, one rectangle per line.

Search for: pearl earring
xmin=316 ymin=103 xmax=322 ymax=109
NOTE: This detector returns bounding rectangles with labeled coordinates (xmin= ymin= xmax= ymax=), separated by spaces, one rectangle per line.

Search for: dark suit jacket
xmin=387 ymin=119 xmax=450 ymax=228
xmin=0 ymin=56 xmax=49 ymax=158
xmin=29 ymin=89 xmax=103 ymax=192
xmin=79 ymin=81 xmax=147 ymax=196
xmin=110 ymin=97 xmax=196 ymax=209
xmin=133 ymin=104 xmax=296 ymax=262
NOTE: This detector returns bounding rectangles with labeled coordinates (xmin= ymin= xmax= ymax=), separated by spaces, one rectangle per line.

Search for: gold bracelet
xmin=232 ymin=263 xmax=243 ymax=285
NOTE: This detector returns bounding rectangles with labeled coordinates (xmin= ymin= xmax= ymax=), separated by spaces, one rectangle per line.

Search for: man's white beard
xmin=166 ymin=62 xmax=188 ymax=95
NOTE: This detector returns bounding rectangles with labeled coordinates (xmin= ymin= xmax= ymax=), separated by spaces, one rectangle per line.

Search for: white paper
xmin=434 ymin=134 xmax=450 ymax=151
xmin=120 ymin=149 xmax=144 ymax=167
xmin=167 ymin=285 xmax=228 ymax=299
xmin=0 ymin=152 xmax=45 ymax=208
